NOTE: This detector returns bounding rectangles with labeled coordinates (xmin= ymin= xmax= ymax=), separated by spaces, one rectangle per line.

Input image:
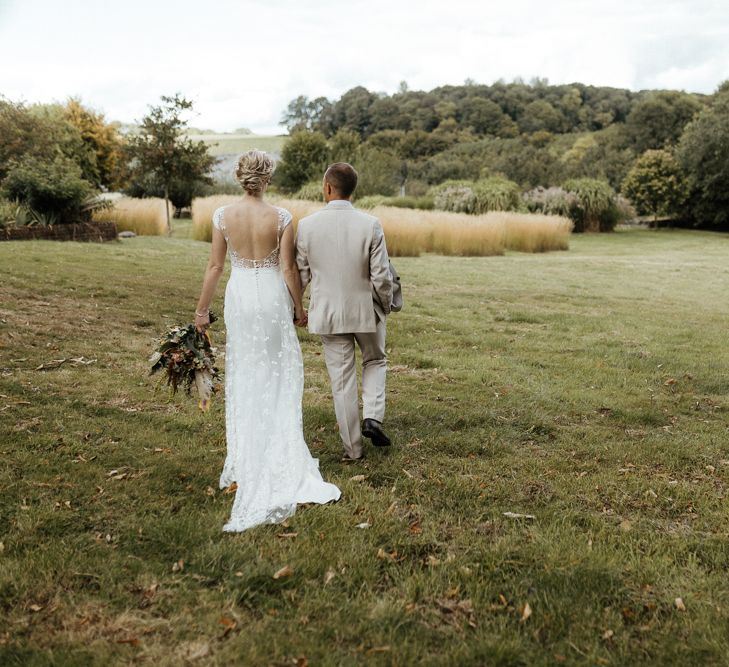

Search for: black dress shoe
xmin=362 ymin=419 xmax=391 ymax=447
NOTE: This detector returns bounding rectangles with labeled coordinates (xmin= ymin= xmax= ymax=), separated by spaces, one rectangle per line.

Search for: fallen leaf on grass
xmin=349 ymin=474 xmax=367 ymax=482
xmin=223 ymin=482 xmax=238 ymax=494
xmin=355 ymin=522 xmax=371 ymax=529
xmin=675 ymin=597 xmax=686 ymax=611
xmin=116 ymin=637 xmax=140 ymax=647
xmin=619 ymin=520 xmax=632 ymax=532
xmin=219 ymin=616 xmax=236 ymax=637
xmin=324 ymin=569 xmax=336 ymax=585
xmin=273 ymin=565 xmax=293 ymax=580
xmin=503 ymin=512 xmax=536 ymax=520
xmin=172 ymin=559 xmax=184 ymax=573
xmin=602 ymin=629 xmax=614 ymax=640
xmin=276 ymin=532 xmax=298 ymax=539
xmin=520 ymin=602 xmax=532 ymax=622
xmin=28 ymin=604 xmax=43 ymax=613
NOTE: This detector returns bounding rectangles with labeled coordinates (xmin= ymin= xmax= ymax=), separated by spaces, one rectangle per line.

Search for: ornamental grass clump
xmin=472 ymin=176 xmax=523 ymax=213
xmin=95 ymin=196 xmax=168 ymax=235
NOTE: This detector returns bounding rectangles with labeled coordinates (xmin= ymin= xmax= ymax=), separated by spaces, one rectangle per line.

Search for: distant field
xmin=187 ymin=133 xmax=287 ymax=157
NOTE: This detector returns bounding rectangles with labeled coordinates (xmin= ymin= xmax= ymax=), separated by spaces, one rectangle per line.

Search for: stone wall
xmin=1 ymin=221 xmax=118 ymax=242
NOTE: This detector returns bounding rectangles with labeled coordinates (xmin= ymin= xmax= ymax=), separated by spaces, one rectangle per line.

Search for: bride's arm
xmin=280 ymin=225 xmax=306 ymax=325
xmin=194 ymin=226 xmax=227 ymax=331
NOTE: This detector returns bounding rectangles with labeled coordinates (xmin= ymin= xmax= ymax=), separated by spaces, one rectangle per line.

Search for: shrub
xmin=0 ymin=197 xmax=17 ymax=227
xmin=356 ymin=195 xmax=433 ymax=210
xmin=94 ymin=197 xmax=168 ymax=235
xmin=294 ymin=181 xmax=324 ymax=201
xmin=354 ymin=146 xmax=402 ymax=197
xmin=621 ymin=149 xmax=689 ymax=221
xmin=562 ymin=178 xmax=619 ymax=232
xmin=275 ymin=131 xmax=329 ymax=192
xmin=429 ymin=180 xmax=476 ymax=213
xmin=383 ymin=196 xmax=434 ymax=210
xmin=614 ymin=195 xmax=637 ymax=224
xmin=523 ymin=186 xmax=579 ymax=217
xmin=355 ymin=195 xmax=388 ymax=209
xmin=1 ymin=155 xmax=96 ymax=223
xmin=472 ymin=176 xmax=522 ymax=213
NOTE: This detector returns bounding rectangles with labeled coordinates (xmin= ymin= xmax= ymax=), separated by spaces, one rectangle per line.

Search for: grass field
xmin=1 ymin=228 xmax=729 ymax=665
xmin=187 ymin=134 xmax=287 ymax=157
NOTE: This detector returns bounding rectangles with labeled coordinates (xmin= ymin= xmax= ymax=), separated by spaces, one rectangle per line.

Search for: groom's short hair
xmin=325 ymin=162 xmax=358 ymax=198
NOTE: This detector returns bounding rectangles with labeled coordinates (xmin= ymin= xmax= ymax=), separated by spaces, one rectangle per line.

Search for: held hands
xmin=294 ymin=308 xmax=308 ymax=328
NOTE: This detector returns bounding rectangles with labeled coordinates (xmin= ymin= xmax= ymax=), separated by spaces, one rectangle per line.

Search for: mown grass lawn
xmin=1 ymin=228 xmax=728 ymax=666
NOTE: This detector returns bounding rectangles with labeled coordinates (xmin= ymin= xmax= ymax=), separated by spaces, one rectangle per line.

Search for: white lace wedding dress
xmin=213 ymin=205 xmax=341 ymax=532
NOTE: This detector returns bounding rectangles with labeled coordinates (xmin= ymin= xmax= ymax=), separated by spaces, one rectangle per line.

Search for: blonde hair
xmin=235 ymin=150 xmax=276 ymax=193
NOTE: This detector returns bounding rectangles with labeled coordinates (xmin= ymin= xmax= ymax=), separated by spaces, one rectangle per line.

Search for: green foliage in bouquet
xmin=149 ymin=312 xmax=221 ymax=411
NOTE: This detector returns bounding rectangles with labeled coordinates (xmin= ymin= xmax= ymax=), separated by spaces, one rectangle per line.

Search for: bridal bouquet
xmin=149 ymin=312 xmax=222 ymax=411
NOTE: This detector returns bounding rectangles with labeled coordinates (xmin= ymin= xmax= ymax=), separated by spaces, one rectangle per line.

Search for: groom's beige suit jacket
xmin=296 ymin=200 xmax=392 ymax=334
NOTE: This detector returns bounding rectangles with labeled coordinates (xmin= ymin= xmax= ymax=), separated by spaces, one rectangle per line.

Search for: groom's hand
xmin=294 ymin=309 xmax=308 ymax=328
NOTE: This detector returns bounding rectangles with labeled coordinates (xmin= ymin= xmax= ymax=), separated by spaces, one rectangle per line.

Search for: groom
xmin=296 ymin=163 xmax=393 ymax=461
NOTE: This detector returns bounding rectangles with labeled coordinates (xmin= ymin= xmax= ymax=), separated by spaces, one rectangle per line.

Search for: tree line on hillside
xmin=276 ymin=80 xmax=729 ymax=230
xmin=1 ymin=79 xmax=728 ymax=232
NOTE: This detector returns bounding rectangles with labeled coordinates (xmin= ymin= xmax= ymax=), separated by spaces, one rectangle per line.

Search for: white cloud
xmin=0 ymin=0 xmax=726 ymax=132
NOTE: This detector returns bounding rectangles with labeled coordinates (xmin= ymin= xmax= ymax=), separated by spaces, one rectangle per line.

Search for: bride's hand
xmin=294 ymin=308 xmax=308 ymax=328
xmin=195 ymin=311 xmax=211 ymax=332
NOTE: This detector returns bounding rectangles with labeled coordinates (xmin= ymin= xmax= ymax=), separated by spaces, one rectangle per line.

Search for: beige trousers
xmin=320 ymin=320 xmax=386 ymax=459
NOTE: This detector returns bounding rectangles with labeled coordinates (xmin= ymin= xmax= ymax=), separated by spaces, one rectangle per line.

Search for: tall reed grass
xmin=501 ymin=212 xmax=573 ymax=252
xmin=94 ymin=197 xmax=168 ymax=236
xmin=189 ymin=196 xmax=571 ymax=256
xmin=191 ymin=196 xmax=324 ymax=241
xmin=373 ymin=207 xmax=572 ymax=256
xmin=191 ymin=195 xmax=240 ymax=241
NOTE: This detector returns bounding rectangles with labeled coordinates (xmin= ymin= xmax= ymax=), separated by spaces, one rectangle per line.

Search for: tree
xmin=280 ymin=95 xmax=334 ymax=134
xmin=621 ymin=150 xmax=688 ymax=222
xmin=275 ymin=131 xmax=329 ymax=192
xmin=125 ymin=94 xmax=215 ymax=232
xmin=459 ymin=97 xmax=507 ymax=136
xmin=677 ymin=87 xmax=729 ymax=228
xmin=65 ymin=98 xmax=124 ymax=190
xmin=333 ymin=86 xmax=376 ymax=136
xmin=518 ymin=100 xmax=564 ymax=134
xmin=353 ymin=146 xmax=401 ymax=197
xmin=329 ymin=129 xmax=360 ymax=164
xmin=625 ymin=91 xmax=703 ymax=152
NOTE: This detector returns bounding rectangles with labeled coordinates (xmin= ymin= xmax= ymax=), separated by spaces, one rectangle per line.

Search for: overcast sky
xmin=1 ymin=0 xmax=727 ymax=134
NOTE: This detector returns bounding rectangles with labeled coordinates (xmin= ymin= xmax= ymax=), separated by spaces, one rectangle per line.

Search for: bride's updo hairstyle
xmin=235 ymin=150 xmax=276 ymax=194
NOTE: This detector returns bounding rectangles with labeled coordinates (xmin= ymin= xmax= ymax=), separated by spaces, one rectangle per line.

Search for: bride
xmin=194 ymin=150 xmax=341 ymax=532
